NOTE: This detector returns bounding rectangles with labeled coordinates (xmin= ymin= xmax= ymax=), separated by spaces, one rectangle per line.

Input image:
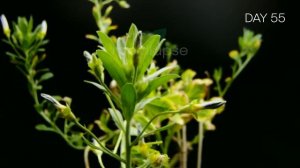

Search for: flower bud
xmin=41 ymin=93 xmax=76 ymax=120
xmin=254 ymin=39 xmax=261 ymax=49
xmin=83 ymin=51 xmax=92 ymax=63
xmin=1 ymin=15 xmax=10 ymax=38
xmin=229 ymin=50 xmax=239 ymax=59
xmin=192 ymin=99 xmax=226 ymax=111
xmin=38 ymin=20 xmax=47 ymax=39
xmin=118 ymin=1 xmax=130 ymax=8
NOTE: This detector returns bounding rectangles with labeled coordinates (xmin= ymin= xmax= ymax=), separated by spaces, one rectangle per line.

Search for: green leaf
xmin=108 ymin=108 xmax=125 ymax=131
xmin=181 ymin=69 xmax=196 ymax=84
xmin=116 ymin=37 xmax=126 ymax=63
xmin=84 ymin=80 xmax=106 ymax=92
xmin=97 ymin=31 xmax=119 ymax=60
xmin=35 ymin=124 xmax=54 ymax=132
xmin=141 ymin=74 xmax=179 ymax=99
xmin=96 ymin=50 xmax=127 ymax=86
xmin=213 ymin=67 xmax=222 ymax=82
xmin=136 ymin=35 xmax=164 ymax=80
xmin=134 ymin=113 xmax=156 ymax=131
xmin=118 ymin=1 xmax=130 ymax=8
xmin=126 ymin=24 xmax=138 ymax=49
xmin=143 ymin=63 xmax=178 ymax=82
xmin=121 ymin=83 xmax=136 ymax=120
xmin=194 ymin=109 xmax=216 ymax=122
xmin=135 ymin=97 xmax=158 ymax=112
xmin=145 ymin=98 xmax=171 ymax=116
xmin=95 ymin=110 xmax=113 ymax=134
xmin=39 ymin=72 xmax=54 ymax=82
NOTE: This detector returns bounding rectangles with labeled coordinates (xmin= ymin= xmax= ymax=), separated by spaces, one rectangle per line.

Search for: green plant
xmin=1 ymin=0 xmax=261 ymax=167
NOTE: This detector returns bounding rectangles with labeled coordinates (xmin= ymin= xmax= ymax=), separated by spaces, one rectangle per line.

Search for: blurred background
xmin=0 ymin=0 xmax=297 ymax=167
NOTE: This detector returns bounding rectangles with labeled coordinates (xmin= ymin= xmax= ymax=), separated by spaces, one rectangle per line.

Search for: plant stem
xmin=125 ymin=120 xmax=132 ymax=168
xmin=131 ymin=105 xmax=192 ymax=147
xmin=197 ymin=122 xmax=204 ymax=168
xmin=84 ymin=147 xmax=91 ymax=168
xmin=27 ymin=67 xmax=85 ymax=150
xmin=163 ymin=125 xmax=176 ymax=154
xmin=114 ymin=131 xmax=123 ymax=154
xmin=182 ymin=125 xmax=188 ymax=168
xmin=74 ymin=120 xmax=125 ymax=162
xmin=221 ymin=54 xmax=254 ymax=97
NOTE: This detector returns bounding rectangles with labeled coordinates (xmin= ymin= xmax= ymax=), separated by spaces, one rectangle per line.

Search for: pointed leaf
xmin=108 ymin=108 xmax=125 ymax=131
xmin=39 ymin=72 xmax=54 ymax=82
xmin=97 ymin=50 xmax=127 ymax=86
xmin=143 ymin=63 xmax=177 ymax=82
xmin=117 ymin=37 xmax=126 ymax=63
xmin=35 ymin=124 xmax=54 ymax=132
xmin=126 ymin=24 xmax=138 ymax=48
xmin=141 ymin=74 xmax=179 ymax=98
xmin=135 ymin=97 xmax=158 ymax=111
xmin=97 ymin=31 xmax=119 ymax=60
xmin=136 ymin=35 xmax=164 ymax=79
xmin=84 ymin=80 xmax=106 ymax=92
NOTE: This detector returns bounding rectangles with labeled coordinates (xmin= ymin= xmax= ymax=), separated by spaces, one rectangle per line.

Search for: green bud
xmin=104 ymin=6 xmax=113 ymax=16
xmin=229 ymin=50 xmax=239 ymax=59
xmin=118 ymin=1 xmax=130 ymax=8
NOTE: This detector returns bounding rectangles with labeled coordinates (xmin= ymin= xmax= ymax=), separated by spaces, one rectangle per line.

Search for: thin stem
xmin=163 ymin=125 xmax=176 ymax=154
xmin=143 ymin=123 xmax=175 ymax=140
xmin=155 ymin=132 xmax=164 ymax=152
xmin=131 ymin=105 xmax=192 ymax=147
xmin=27 ymin=67 xmax=85 ymax=150
xmin=84 ymin=147 xmax=91 ymax=168
xmin=221 ymin=54 xmax=254 ymax=97
xmin=197 ymin=122 xmax=204 ymax=168
xmin=114 ymin=131 xmax=123 ymax=154
xmin=182 ymin=125 xmax=188 ymax=168
xmin=125 ymin=120 xmax=132 ymax=168
xmin=74 ymin=119 xmax=125 ymax=163
xmin=98 ymin=153 xmax=106 ymax=168
xmin=216 ymin=80 xmax=222 ymax=96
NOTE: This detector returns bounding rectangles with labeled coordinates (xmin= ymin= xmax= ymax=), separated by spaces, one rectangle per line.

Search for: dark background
xmin=0 ymin=0 xmax=298 ymax=168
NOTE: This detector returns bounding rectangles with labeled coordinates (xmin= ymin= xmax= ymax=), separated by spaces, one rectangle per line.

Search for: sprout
xmin=1 ymin=14 xmax=10 ymax=38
